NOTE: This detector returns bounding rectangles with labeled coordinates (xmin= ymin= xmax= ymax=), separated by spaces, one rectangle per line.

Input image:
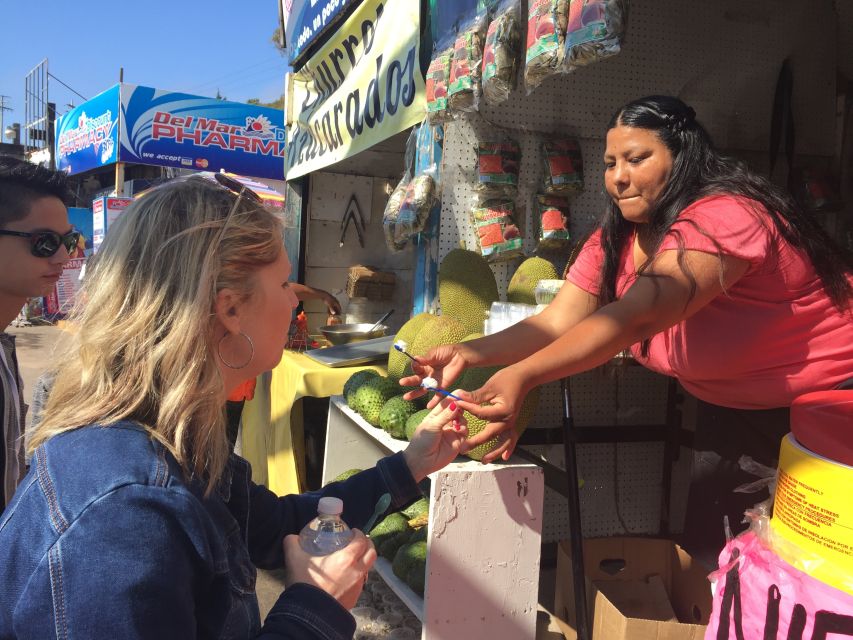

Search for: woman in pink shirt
xmin=404 ymin=95 xmax=853 ymax=560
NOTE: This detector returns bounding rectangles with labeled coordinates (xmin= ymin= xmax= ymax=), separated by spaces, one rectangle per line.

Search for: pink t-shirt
xmin=567 ymin=195 xmax=853 ymax=409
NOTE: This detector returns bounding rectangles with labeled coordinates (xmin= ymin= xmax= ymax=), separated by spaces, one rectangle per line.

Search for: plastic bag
xmin=426 ymin=48 xmax=454 ymax=125
xmin=394 ymin=173 xmax=438 ymax=247
xmin=448 ymin=13 xmax=488 ymax=115
xmin=524 ymin=0 xmax=569 ymax=92
xmin=383 ymin=129 xmax=418 ymax=252
xmin=542 ymin=137 xmax=583 ymax=194
xmin=391 ymin=124 xmax=441 ymax=249
xmin=383 ymin=175 xmax=411 ymax=252
xmin=534 ymin=194 xmax=571 ymax=248
xmin=471 ymin=199 xmax=524 ymax=262
xmin=706 ymin=530 xmax=853 ymax=639
xmin=482 ymin=0 xmax=521 ymax=106
xmin=476 ymin=138 xmax=521 ymax=198
xmin=565 ymin=0 xmax=629 ymax=71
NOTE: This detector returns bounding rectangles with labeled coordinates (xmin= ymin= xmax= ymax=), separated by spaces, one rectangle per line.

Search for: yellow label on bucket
xmin=770 ymin=434 xmax=853 ymax=594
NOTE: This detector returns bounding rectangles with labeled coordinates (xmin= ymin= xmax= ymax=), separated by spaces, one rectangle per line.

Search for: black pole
xmin=561 ymin=378 xmax=590 ymax=640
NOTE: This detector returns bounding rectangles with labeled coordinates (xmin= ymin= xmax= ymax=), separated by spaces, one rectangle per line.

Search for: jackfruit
xmin=387 ymin=312 xmax=434 ymax=380
xmin=438 ymin=249 xmax=499 ymax=335
xmin=507 ymin=256 xmax=559 ymax=304
xmin=463 ymin=385 xmax=541 ymax=461
xmin=379 ymin=396 xmax=422 ymax=439
xmin=409 ymin=315 xmax=468 ymax=360
xmin=453 ymin=364 xmax=541 ymax=461
xmin=392 ymin=540 xmax=427 ymax=596
xmin=402 ymin=497 xmax=429 ymax=520
xmin=404 ymin=408 xmax=431 ymax=441
xmin=343 ymin=369 xmax=379 ymax=407
xmin=351 ymin=376 xmax=400 ymax=426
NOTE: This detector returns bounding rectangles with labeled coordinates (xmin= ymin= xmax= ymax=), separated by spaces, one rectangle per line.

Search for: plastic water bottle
xmin=299 ymin=497 xmax=354 ymax=556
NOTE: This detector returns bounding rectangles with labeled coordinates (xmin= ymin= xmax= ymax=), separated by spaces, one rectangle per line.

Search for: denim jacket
xmin=0 ymin=422 xmax=421 ymax=639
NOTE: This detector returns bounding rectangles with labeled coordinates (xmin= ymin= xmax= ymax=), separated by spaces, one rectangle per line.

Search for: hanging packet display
xmin=448 ymin=14 xmax=487 ymax=115
xmin=565 ymin=0 xmax=629 ymax=70
xmin=535 ymin=194 xmax=571 ymax=248
xmin=471 ymin=199 xmax=524 ymax=262
xmin=482 ymin=1 xmax=521 ymax=106
xmin=542 ymin=138 xmax=584 ymax=194
xmin=524 ymin=0 xmax=569 ymax=92
xmin=383 ymin=129 xmax=419 ymax=252
xmin=477 ymin=140 xmax=521 ymax=198
xmin=394 ymin=173 xmax=438 ymax=248
xmin=426 ymin=49 xmax=454 ymax=125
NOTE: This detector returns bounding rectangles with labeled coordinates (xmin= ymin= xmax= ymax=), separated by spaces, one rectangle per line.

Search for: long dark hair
xmin=596 ymin=96 xmax=853 ymax=353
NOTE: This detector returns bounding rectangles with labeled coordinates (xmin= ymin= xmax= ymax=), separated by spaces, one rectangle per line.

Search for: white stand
xmin=323 ymin=396 xmax=544 ymax=639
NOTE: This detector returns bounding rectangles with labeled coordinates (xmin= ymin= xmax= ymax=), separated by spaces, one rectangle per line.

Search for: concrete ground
xmin=9 ymin=324 xmax=564 ymax=632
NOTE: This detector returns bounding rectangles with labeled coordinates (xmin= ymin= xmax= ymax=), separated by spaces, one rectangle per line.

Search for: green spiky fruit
xmin=379 ymin=529 xmax=414 ymax=560
xmin=379 ymin=396 xmax=422 ymax=439
xmin=392 ymin=540 xmax=427 ymax=596
xmin=408 ymin=525 xmax=428 ymax=544
xmin=369 ymin=512 xmax=410 ymax=548
xmin=438 ymin=249 xmax=499 ymax=335
xmin=402 ymin=497 xmax=429 ymax=520
xmin=463 ymin=385 xmax=541 ymax=461
xmin=387 ymin=312 xmax=434 ymax=380
xmin=326 ymin=468 xmax=362 ymax=485
xmin=344 ymin=369 xmax=380 ymax=407
xmin=507 ymin=256 xmax=559 ymax=304
xmin=410 ymin=315 xmax=468 ymax=360
xmin=405 ymin=408 xmax=431 ymax=441
xmin=351 ymin=376 xmax=401 ymax=426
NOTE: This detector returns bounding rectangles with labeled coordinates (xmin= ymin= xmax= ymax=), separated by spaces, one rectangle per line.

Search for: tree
xmin=271 ymin=26 xmax=286 ymax=56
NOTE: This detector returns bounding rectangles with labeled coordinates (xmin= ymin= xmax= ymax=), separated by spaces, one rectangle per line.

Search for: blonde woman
xmin=0 ymin=176 xmax=467 ymax=639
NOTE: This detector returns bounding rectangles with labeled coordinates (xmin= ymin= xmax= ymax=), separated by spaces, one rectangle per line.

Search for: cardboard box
xmin=553 ymin=537 xmax=711 ymax=640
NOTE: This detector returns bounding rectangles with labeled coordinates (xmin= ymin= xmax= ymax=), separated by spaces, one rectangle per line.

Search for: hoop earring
xmin=217 ymin=332 xmax=254 ymax=369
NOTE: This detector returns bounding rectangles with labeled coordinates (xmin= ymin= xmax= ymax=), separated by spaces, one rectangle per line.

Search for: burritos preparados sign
xmin=285 ymin=0 xmax=426 ymax=180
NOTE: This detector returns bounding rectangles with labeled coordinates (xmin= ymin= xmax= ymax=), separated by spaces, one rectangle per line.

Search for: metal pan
xmin=319 ymin=323 xmax=389 ymax=346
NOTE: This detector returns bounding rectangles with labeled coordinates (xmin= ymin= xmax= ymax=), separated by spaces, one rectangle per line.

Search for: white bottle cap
xmin=318 ymin=497 xmax=344 ymax=515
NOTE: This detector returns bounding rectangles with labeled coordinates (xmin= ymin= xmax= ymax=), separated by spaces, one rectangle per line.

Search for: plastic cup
xmin=375 ymin=611 xmax=404 ymax=632
xmin=352 ymin=606 xmax=378 ymax=629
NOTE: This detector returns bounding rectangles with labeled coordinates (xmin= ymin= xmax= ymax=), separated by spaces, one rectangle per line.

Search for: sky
xmin=0 ymin=0 xmax=288 ymax=135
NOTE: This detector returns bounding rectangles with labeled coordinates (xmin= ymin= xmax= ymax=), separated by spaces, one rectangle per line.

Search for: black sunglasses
xmin=211 ymin=172 xmax=263 ymax=206
xmin=0 ymin=229 xmax=81 ymax=258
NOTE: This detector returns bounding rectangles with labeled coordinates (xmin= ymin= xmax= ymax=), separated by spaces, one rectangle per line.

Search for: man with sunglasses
xmin=0 ymin=156 xmax=74 ymax=509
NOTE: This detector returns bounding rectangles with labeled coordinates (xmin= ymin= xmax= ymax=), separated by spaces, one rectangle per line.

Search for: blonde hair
xmin=30 ymin=178 xmax=283 ymax=493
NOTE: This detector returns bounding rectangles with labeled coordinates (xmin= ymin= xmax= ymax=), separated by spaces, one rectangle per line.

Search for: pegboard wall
xmin=433 ymin=0 xmax=840 ymax=541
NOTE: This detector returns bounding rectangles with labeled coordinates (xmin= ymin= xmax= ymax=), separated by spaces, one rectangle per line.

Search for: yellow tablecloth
xmin=241 ymin=350 xmax=386 ymax=496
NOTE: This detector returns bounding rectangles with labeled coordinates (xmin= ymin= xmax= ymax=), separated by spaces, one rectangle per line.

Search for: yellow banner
xmin=285 ymin=0 xmax=426 ymax=179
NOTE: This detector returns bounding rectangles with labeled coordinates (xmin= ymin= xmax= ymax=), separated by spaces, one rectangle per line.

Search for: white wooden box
xmin=323 ymin=396 xmax=545 ymax=639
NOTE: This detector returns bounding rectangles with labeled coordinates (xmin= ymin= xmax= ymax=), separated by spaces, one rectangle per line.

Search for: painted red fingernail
xmin=449 ymin=402 xmax=457 ymax=411
xmin=453 ymin=420 xmax=461 ymax=431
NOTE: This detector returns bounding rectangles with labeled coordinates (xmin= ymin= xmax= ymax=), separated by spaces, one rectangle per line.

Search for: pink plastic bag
xmin=705 ymin=531 xmax=853 ymax=639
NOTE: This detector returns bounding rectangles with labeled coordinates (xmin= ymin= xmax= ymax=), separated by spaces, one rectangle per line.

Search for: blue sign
xmin=285 ymin=0 xmax=354 ymax=65
xmin=118 ymin=84 xmax=287 ymax=180
xmin=55 ymin=85 xmax=120 ymax=175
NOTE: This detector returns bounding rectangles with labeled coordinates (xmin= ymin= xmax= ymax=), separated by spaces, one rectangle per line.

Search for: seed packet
xmin=426 ymin=49 xmax=454 ymax=125
xmin=524 ymin=0 xmax=569 ymax=92
xmin=534 ymin=194 xmax=571 ymax=249
xmin=482 ymin=0 xmax=521 ymax=106
xmin=476 ymin=139 xmax=521 ymax=198
xmin=448 ymin=14 xmax=487 ymax=115
xmin=471 ymin=199 xmax=524 ymax=262
xmin=565 ymin=0 xmax=629 ymax=70
xmin=542 ymin=137 xmax=583 ymax=194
